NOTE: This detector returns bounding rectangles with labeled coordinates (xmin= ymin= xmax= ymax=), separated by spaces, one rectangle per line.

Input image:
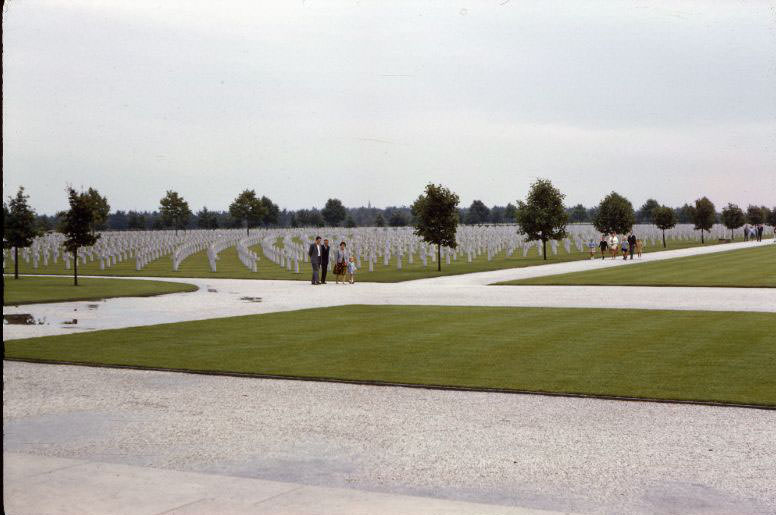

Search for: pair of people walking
xmin=308 ymin=237 xmax=357 ymax=285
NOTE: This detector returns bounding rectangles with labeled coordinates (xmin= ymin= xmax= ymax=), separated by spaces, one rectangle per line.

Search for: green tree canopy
xmin=593 ymin=192 xmax=635 ymax=235
xmin=465 ymin=200 xmax=490 ymax=225
xmin=345 ymin=216 xmax=357 ymax=228
xmin=411 ymin=183 xmax=460 ymax=271
xmin=3 ymin=186 xmax=40 ymax=279
xmin=196 ymin=207 xmax=219 ymax=230
xmin=636 ymin=198 xmax=660 ymax=224
xmin=746 ymin=205 xmax=765 ymax=225
xmin=61 ymin=187 xmax=100 ymax=286
xmin=389 ymin=211 xmax=407 ymax=227
xmin=767 ymin=207 xmax=776 ymax=228
xmin=228 ymin=189 xmax=265 ymax=235
xmin=84 ymin=187 xmax=110 ymax=231
xmin=374 ymin=213 xmax=385 ymax=227
xmin=159 ymin=190 xmax=192 ymax=234
xmin=720 ymin=203 xmax=745 ymax=239
xmin=568 ymin=204 xmax=587 ymax=223
xmin=321 ymin=198 xmax=347 ymax=226
xmin=260 ymin=196 xmax=280 ymax=226
xmin=652 ymin=205 xmax=676 ymax=248
xmin=504 ymin=203 xmax=518 ymax=223
xmin=515 ymin=178 xmax=568 ymax=261
xmin=127 ymin=211 xmax=147 ymax=230
xmin=692 ymin=196 xmax=716 ymax=243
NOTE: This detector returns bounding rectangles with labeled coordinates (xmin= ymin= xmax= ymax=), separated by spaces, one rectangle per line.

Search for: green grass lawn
xmin=3 ymin=276 xmax=197 ymax=306
xmin=6 ymin=305 xmax=774 ymax=406
xmin=497 ymin=245 xmax=776 ymax=288
xmin=10 ymin=237 xmax=748 ymax=283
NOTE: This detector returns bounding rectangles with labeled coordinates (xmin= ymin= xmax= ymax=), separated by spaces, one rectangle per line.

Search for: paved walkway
xmin=4 ymin=362 xmax=774 ymax=514
xmin=4 ymin=240 xmax=774 ymax=340
xmin=3 ymin=453 xmax=570 ymax=515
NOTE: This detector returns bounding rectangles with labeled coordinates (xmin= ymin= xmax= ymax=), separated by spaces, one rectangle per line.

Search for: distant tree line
xmin=9 ymin=188 xmax=776 ymax=233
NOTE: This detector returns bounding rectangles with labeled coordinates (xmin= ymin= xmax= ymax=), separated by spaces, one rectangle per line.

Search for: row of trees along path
xmin=5 ymin=182 xmax=771 ymax=286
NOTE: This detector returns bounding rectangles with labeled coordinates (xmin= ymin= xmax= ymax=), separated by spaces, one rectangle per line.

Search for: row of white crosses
xmin=5 ymin=223 xmax=770 ymax=274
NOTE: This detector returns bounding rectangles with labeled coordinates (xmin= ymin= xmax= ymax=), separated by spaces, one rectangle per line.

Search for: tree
xmin=637 ymin=198 xmax=660 ymax=224
xmin=515 ymin=178 xmax=568 ymax=261
xmin=3 ymin=187 xmax=40 ymax=279
xmin=159 ymin=190 xmax=192 ymax=234
xmin=389 ymin=211 xmax=407 ymax=227
xmin=61 ymin=187 xmax=100 ymax=286
xmin=127 ymin=211 xmax=147 ymax=230
xmin=228 ymin=189 xmax=265 ymax=235
xmin=108 ymin=210 xmax=128 ymax=231
xmin=196 ymin=207 xmax=219 ymax=229
xmin=411 ymin=183 xmax=460 ymax=272
xmin=345 ymin=216 xmax=357 ymax=228
xmin=676 ymin=203 xmax=695 ymax=224
xmin=465 ymin=200 xmax=490 ymax=225
xmin=489 ymin=206 xmax=506 ymax=224
xmin=746 ymin=205 xmax=765 ymax=226
xmin=767 ymin=206 xmax=776 ymax=228
xmin=83 ymin=187 xmax=110 ymax=231
xmin=321 ymin=198 xmax=347 ymax=226
xmin=720 ymin=203 xmax=745 ymax=239
xmin=260 ymin=196 xmax=280 ymax=226
xmin=568 ymin=204 xmax=587 ymax=223
xmin=374 ymin=213 xmax=385 ymax=227
xmin=692 ymin=197 xmax=716 ymax=243
xmin=652 ymin=206 xmax=676 ymax=248
xmin=593 ymin=192 xmax=635 ymax=235
xmin=504 ymin=203 xmax=517 ymax=223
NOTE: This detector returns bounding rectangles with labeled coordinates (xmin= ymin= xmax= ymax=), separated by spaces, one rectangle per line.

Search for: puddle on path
xmin=3 ymin=314 xmax=38 ymax=325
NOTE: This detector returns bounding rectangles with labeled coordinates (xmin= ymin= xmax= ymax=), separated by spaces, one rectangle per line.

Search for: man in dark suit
xmin=308 ymin=236 xmax=322 ymax=285
xmin=320 ymin=238 xmax=330 ymax=284
xmin=627 ymin=232 xmax=637 ymax=260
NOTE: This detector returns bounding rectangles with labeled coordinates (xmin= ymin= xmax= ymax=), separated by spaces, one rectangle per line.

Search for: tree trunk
xmin=14 ymin=247 xmax=19 ymax=279
xmin=247 ymin=226 xmax=250 ymax=236
xmin=542 ymin=239 xmax=547 ymax=260
xmin=701 ymin=230 xmax=704 ymax=244
xmin=73 ymin=248 xmax=79 ymax=286
xmin=662 ymin=230 xmax=666 ymax=248
xmin=437 ymin=244 xmax=441 ymax=272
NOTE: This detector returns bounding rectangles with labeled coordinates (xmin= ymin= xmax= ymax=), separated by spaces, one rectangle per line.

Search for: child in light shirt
xmin=347 ymin=256 xmax=357 ymax=284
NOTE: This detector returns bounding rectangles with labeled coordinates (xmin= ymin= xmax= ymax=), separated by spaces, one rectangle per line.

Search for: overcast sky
xmin=3 ymin=0 xmax=775 ymax=214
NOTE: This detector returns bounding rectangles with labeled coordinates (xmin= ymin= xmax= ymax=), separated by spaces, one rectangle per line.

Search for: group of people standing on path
xmin=743 ymin=224 xmax=765 ymax=242
xmin=308 ymin=236 xmax=358 ymax=285
xmin=590 ymin=232 xmax=641 ymax=261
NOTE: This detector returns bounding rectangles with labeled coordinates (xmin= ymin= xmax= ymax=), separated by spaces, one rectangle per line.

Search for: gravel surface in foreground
xmin=4 ymin=361 xmax=775 ymax=514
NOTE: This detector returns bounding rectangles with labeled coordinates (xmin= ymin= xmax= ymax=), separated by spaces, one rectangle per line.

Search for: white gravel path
xmin=4 ymin=362 xmax=775 ymax=514
xmin=3 ymin=240 xmax=774 ymax=340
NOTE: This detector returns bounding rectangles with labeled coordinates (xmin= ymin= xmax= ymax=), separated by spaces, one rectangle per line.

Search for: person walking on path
xmin=334 ymin=241 xmax=349 ymax=284
xmin=627 ymin=232 xmax=637 ymax=260
xmin=587 ymin=238 xmax=597 ymax=259
xmin=743 ymin=224 xmax=750 ymax=241
xmin=308 ymin=236 xmax=322 ymax=285
xmin=320 ymin=239 xmax=331 ymax=284
xmin=608 ymin=233 xmax=619 ymax=259
xmin=621 ymin=238 xmax=628 ymax=260
xmin=757 ymin=224 xmax=764 ymax=242
xmin=599 ymin=235 xmax=608 ymax=260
